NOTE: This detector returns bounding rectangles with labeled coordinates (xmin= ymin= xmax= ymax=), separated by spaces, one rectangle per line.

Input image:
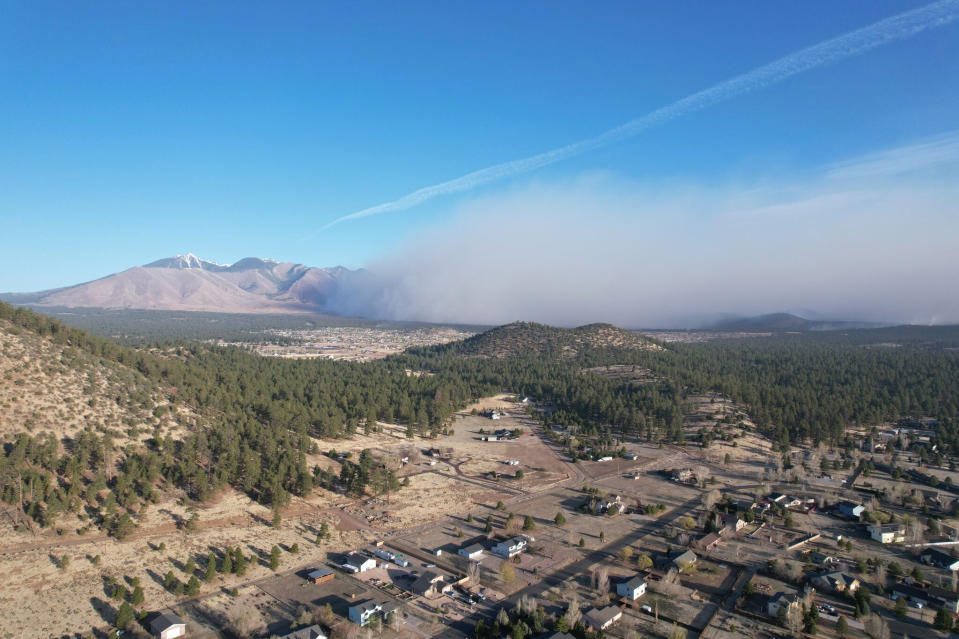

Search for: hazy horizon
xmin=3 ymin=2 xmax=958 ymax=329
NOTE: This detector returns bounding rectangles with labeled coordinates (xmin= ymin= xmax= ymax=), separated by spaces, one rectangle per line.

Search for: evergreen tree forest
xmin=2 ymin=301 xmax=959 ymax=536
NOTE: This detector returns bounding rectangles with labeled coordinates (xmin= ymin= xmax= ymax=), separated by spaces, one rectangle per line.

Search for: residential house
xmin=615 ymin=575 xmax=647 ymax=600
xmin=836 ymin=501 xmax=865 ymax=518
xmin=279 ymin=626 xmax=327 ymax=639
xmin=670 ymin=468 xmax=695 ymax=483
xmin=807 ymin=551 xmax=840 ymax=566
xmin=307 ymin=568 xmax=335 ymax=584
xmin=348 ymin=600 xmax=399 ymax=626
xmin=150 ymin=614 xmax=186 ymax=639
xmin=814 ymin=571 xmax=860 ymax=594
xmin=867 ymin=524 xmax=906 ymax=544
xmin=767 ymin=592 xmax=801 ymax=618
xmin=892 ymin=583 xmax=959 ymax=613
xmin=921 ymin=549 xmax=959 ymax=571
xmin=411 ymin=571 xmax=452 ymax=598
xmin=458 ymin=543 xmax=484 ymax=560
xmin=492 ymin=536 xmax=528 ymax=558
xmin=343 ymin=553 xmax=376 ymax=573
xmin=624 ymin=453 xmax=639 ymax=461
xmin=768 ymin=493 xmax=788 ymax=504
xmin=671 ymin=549 xmax=698 ymax=571
xmin=722 ymin=513 xmax=746 ymax=534
xmin=699 ymin=533 xmax=722 ymax=552
xmin=585 ymin=606 xmax=623 ymax=631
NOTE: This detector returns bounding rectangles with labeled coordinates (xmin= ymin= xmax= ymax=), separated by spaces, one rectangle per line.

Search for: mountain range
xmin=707 ymin=312 xmax=881 ymax=332
xmin=1 ymin=254 xmax=354 ymax=314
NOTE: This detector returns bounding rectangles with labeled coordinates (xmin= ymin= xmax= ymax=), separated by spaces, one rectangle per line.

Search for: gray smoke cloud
xmin=328 ymin=135 xmax=959 ymax=328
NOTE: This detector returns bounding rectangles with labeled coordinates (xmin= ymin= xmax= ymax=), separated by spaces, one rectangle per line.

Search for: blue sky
xmin=2 ymin=1 xmax=958 ymax=294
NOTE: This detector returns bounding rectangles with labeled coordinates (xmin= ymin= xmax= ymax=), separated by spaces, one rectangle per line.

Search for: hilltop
xmin=429 ymin=321 xmax=661 ymax=358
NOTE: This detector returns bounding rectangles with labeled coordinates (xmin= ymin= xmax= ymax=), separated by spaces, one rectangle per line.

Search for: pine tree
xmin=270 ymin=545 xmax=281 ymax=571
xmin=186 ymin=575 xmax=200 ymax=597
xmin=115 ymin=601 xmax=134 ymax=629
xmin=220 ymin=549 xmax=233 ymax=574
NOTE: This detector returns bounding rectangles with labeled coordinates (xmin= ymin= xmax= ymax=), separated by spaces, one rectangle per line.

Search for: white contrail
xmin=321 ymin=0 xmax=959 ymax=231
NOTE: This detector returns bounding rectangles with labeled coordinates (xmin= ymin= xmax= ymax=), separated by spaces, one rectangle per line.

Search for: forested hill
xmin=0 ymin=302 xmax=497 ymax=535
xmin=420 ymin=321 xmax=660 ymax=359
xmin=4 ymin=299 xmax=959 ymax=539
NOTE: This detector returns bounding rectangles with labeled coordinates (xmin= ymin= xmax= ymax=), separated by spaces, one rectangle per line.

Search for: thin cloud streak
xmin=319 ymin=0 xmax=959 ymax=232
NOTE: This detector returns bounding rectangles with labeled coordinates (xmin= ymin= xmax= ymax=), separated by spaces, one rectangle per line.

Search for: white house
xmin=616 ymin=575 xmax=647 ymax=600
xmin=348 ymin=600 xmax=398 ymax=626
xmin=150 ymin=614 xmax=186 ymax=639
xmin=458 ymin=543 xmax=484 ymax=559
xmin=491 ymin=536 xmax=527 ymax=558
xmin=343 ymin=552 xmax=377 ymax=573
xmin=866 ymin=524 xmax=906 ymax=544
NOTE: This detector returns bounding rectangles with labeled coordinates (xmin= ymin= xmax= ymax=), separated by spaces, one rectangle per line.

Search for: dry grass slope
xmin=0 ymin=318 xmax=189 ymax=446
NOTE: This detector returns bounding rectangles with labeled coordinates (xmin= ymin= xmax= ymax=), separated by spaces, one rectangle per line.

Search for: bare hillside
xmin=0 ymin=318 xmax=189 ymax=446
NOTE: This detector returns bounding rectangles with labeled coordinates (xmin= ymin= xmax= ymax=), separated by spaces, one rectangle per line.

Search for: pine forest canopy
xmin=1 ymin=301 xmax=958 ymax=536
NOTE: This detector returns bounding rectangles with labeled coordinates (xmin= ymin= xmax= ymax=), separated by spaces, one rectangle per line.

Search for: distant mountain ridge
xmin=709 ymin=312 xmax=880 ymax=332
xmin=1 ymin=254 xmax=355 ymax=314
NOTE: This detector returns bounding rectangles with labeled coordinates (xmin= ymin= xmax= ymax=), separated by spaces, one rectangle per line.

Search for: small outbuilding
xmin=150 ymin=613 xmax=186 ymax=639
xmin=307 ymin=568 xmax=335 ymax=584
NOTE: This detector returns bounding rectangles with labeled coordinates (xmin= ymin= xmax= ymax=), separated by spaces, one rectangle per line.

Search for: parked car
xmin=640 ymin=605 xmax=653 ymax=614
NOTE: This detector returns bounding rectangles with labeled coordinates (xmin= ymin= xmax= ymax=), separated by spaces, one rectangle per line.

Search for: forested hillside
xmin=3 ymin=300 xmax=959 ymax=538
xmin=430 ymin=321 xmax=659 ymax=358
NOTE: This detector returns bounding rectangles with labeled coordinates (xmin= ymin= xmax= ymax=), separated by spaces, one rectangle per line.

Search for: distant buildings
xmin=482 ymin=428 xmax=516 ymax=442
xmin=670 ymin=468 xmax=696 ymax=483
